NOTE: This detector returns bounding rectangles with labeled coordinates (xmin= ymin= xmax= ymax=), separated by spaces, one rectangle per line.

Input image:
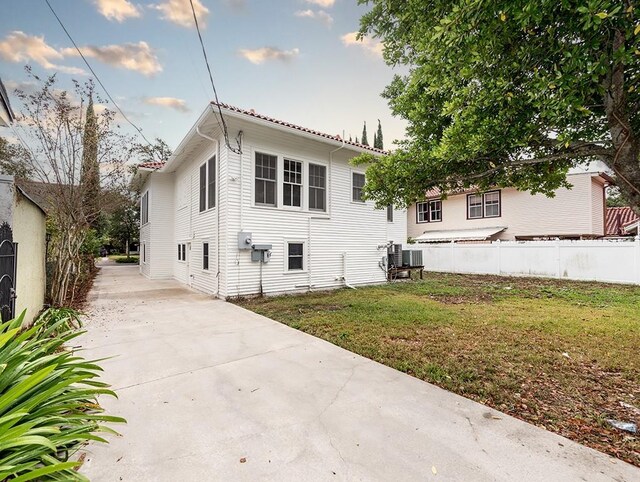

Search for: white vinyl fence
xmin=417 ymin=238 xmax=640 ymax=285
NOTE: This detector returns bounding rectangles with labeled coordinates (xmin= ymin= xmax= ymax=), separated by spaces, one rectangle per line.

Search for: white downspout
xmin=342 ymin=252 xmax=356 ymax=290
xmin=330 ymin=133 xmax=353 ymax=289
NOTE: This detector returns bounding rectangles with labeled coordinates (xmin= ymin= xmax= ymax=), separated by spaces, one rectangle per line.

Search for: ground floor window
xmin=178 ymin=243 xmax=186 ymax=261
xmin=287 ymin=242 xmax=304 ymax=271
xmin=203 ymin=242 xmax=209 ymax=270
xmin=142 ymin=243 xmax=146 ymax=264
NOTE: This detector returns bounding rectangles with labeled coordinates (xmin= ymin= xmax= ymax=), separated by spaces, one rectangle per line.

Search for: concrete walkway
xmin=79 ymin=265 xmax=638 ymax=481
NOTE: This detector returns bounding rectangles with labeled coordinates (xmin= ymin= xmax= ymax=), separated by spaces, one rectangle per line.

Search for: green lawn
xmin=108 ymin=254 xmax=139 ymax=264
xmin=235 ymin=273 xmax=640 ymax=466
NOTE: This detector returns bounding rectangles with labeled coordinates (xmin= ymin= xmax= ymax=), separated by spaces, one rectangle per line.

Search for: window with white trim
xmin=283 ymin=159 xmax=302 ymax=207
xmin=203 ymin=242 xmax=209 ymax=270
xmin=140 ymin=191 xmax=149 ymax=225
xmin=255 ymin=152 xmax=277 ymax=206
xmin=352 ymin=172 xmax=365 ymax=202
xmin=417 ymin=200 xmax=442 ymax=223
xmin=207 ymin=155 xmax=216 ymax=209
xmin=199 ymin=163 xmax=206 ymax=212
xmin=287 ymin=242 xmax=304 ymax=271
xmin=308 ymin=163 xmax=326 ymax=212
xmin=177 ymin=243 xmax=186 ymax=261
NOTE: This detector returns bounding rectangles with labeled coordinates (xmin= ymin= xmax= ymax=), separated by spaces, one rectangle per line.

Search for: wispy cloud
xmin=94 ymin=0 xmax=141 ymax=22
xmin=294 ymin=9 xmax=333 ymax=27
xmin=62 ymin=41 xmax=162 ymax=76
xmin=143 ymin=96 xmax=189 ymax=112
xmin=341 ymin=32 xmax=383 ymax=57
xmin=222 ymin=0 xmax=246 ymax=11
xmin=0 ymin=31 xmax=86 ymax=75
xmin=151 ymin=0 xmax=209 ymax=28
xmin=305 ymin=0 xmax=335 ymax=7
xmin=238 ymin=47 xmax=300 ymax=65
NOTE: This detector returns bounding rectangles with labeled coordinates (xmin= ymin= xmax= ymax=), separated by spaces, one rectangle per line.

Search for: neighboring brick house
xmin=408 ymin=172 xmax=613 ymax=242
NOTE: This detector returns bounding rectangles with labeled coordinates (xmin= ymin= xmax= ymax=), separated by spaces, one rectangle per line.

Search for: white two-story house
xmin=137 ymin=103 xmax=407 ymax=298
xmin=407 ymin=171 xmax=613 ymax=242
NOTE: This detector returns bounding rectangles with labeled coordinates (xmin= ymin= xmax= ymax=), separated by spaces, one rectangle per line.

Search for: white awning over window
xmin=415 ymin=227 xmax=507 ymax=243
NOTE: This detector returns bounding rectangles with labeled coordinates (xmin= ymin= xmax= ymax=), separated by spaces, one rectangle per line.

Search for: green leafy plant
xmin=0 ymin=310 xmax=125 ymax=481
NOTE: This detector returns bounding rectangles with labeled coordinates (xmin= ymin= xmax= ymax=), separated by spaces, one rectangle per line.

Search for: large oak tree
xmin=355 ymin=0 xmax=640 ymax=211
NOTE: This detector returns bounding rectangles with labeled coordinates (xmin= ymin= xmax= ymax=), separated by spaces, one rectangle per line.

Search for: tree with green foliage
xmin=107 ymin=192 xmax=139 ymax=257
xmin=354 ymin=0 xmax=640 ymax=212
xmin=81 ymin=96 xmax=100 ymax=228
xmin=374 ymin=119 xmax=384 ymax=150
xmin=361 ymin=121 xmax=369 ymax=146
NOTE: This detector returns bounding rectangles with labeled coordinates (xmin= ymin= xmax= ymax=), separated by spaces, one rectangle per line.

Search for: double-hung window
xmin=177 ymin=243 xmax=186 ymax=261
xmin=283 ymin=159 xmax=302 ymax=207
xmin=203 ymin=242 xmax=209 ymax=270
xmin=467 ymin=194 xmax=483 ymax=219
xmin=352 ymin=172 xmax=365 ymax=202
xmin=387 ymin=205 xmax=393 ymax=222
xmin=287 ymin=242 xmax=304 ymax=271
xmin=467 ymin=191 xmax=501 ymax=219
xmin=417 ymin=200 xmax=442 ymax=223
xmin=255 ymin=152 xmax=277 ymax=206
xmin=207 ymin=155 xmax=216 ymax=209
xmin=308 ymin=163 xmax=326 ymax=211
xmin=199 ymin=163 xmax=206 ymax=212
xmin=141 ymin=191 xmax=149 ymax=225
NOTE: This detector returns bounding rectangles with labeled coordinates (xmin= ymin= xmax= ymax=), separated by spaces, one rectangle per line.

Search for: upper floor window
xmin=141 ymin=191 xmax=149 ymax=225
xmin=352 ymin=172 xmax=365 ymax=202
xmin=467 ymin=190 xmax=501 ymax=219
xmin=417 ymin=199 xmax=442 ymax=223
xmin=207 ymin=155 xmax=216 ymax=209
xmin=199 ymin=163 xmax=206 ymax=212
xmin=309 ymin=163 xmax=326 ymax=212
xmin=387 ymin=205 xmax=393 ymax=222
xmin=255 ymin=152 xmax=277 ymax=206
xmin=283 ymin=159 xmax=302 ymax=207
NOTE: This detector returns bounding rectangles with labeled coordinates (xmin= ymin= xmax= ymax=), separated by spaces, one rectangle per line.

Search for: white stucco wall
xmin=408 ymin=173 xmax=607 ymax=240
xmin=13 ymin=191 xmax=46 ymax=323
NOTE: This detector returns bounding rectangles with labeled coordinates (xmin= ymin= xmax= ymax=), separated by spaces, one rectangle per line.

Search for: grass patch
xmin=235 ymin=272 xmax=640 ymax=466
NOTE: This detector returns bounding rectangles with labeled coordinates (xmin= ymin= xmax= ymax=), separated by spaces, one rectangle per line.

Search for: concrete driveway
xmin=79 ymin=264 xmax=638 ymax=481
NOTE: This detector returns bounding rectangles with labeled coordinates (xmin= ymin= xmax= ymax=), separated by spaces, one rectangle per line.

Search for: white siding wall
xmin=408 ymin=173 xmax=606 ymax=240
xmin=223 ymin=125 xmax=407 ymax=297
xmin=149 ymin=174 xmax=175 ymax=279
xmin=170 ymin=133 xmax=223 ymax=295
xmin=139 ymin=179 xmax=151 ymax=278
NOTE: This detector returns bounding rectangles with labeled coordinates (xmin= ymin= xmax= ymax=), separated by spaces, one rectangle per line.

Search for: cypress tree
xmin=361 ymin=121 xmax=369 ymax=146
xmin=375 ymin=119 xmax=384 ymax=149
xmin=81 ymin=96 xmax=100 ymax=228
xmin=355 ymin=136 xmax=359 ymax=144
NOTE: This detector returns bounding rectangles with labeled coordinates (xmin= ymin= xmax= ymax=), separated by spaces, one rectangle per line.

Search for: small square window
xmin=287 ymin=242 xmax=304 ymax=271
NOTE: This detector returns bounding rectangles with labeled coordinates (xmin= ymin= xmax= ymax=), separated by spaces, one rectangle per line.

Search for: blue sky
xmin=0 ymin=0 xmax=406 ymax=150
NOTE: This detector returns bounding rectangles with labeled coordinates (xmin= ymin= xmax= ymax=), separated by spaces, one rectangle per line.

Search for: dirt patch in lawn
xmin=236 ymin=272 xmax=640 ymax=466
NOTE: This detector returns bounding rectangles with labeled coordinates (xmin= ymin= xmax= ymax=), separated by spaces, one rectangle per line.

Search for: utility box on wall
xmin=237 ymin=231 xmax=252 ymax=250
xmin=251 ymin=244 xmax=272 ymax=263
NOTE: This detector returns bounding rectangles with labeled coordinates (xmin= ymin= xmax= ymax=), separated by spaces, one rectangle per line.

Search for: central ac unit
xmin=387 ymin=243 xmax=402 ymax=268
xmin=402 ymin=250 xmax=423 ymax=267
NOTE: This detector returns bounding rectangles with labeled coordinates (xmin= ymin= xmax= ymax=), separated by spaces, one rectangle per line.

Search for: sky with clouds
xmin=0 ymin=0 xmax=407 ymax=150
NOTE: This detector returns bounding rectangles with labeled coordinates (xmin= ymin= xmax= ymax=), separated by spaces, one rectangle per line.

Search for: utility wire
xmin=188 ymin=0 xmax=242 ymax=154
xmin=44 ymin=0 xmax=154 ymax=149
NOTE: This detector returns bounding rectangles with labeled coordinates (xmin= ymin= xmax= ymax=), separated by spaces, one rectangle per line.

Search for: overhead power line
xmin=188 ymin=0 xmax=242 ymax=154
xmin=44 ymin=0 xmax=154 ymax=148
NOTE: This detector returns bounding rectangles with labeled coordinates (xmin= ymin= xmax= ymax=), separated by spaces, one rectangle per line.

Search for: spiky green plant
xmin=0 ymin=310 xmax=124 ymax=481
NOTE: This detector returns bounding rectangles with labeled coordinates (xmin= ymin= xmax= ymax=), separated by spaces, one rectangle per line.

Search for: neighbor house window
xmin=207 ymin=155 xmax=216 ymax=209
xmin=467 ymin=191 xmax=501 ymax=219
xmin=352 ymin=172 xmax=365 ymax=202
xmin=199 ymin=163 xmax=206 ymax=212
xmin=467 ymin=194 xmax=483 ymax=219
xmin=483 ymin=191 xmax=501 ymax=217
xmin=287 ymin=242 xmax=304 ymax=271
xmin=417 ymin=200 xmax=442 ymax=223
xmin=255 ymin=152 xmax=277 ymax=206
xmin=308 ymin=163 xmax=326 ymax=212
xmin=387 ymin=205 xmax=393 ymax=222
xmin=141 ymin=191 xmax=149 ymax=225
xmin=283 ymin=159 xmax=302 ymax=207
xmin=203 ymin=242 xmax=209 ymax=270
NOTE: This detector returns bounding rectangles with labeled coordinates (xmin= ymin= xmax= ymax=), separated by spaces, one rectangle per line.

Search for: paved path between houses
xmin=79 ymin=264 xmax=639 ymax=482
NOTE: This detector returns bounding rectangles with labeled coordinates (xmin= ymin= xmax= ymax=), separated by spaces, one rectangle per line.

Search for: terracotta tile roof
xmin=138 ymin=161 xmax=166 ymax=170
xmin=606 ymin=207 xmax=639 ymax=236
xmin=214 ymin=102 xmax=387 ymax=155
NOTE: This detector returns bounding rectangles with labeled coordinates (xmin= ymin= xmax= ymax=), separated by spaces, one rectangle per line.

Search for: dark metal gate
xmin=0 ymin=222 xmax=17 ymax=322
